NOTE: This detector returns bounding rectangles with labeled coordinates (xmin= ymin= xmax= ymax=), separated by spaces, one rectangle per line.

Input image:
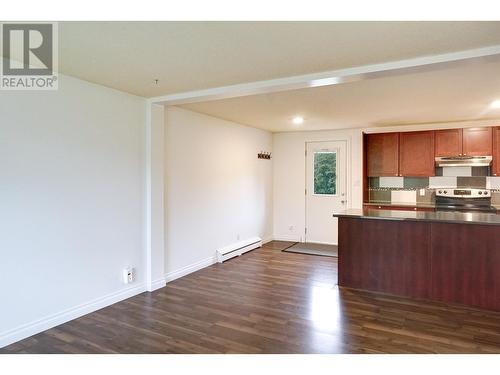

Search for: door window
xmin=313 ymin=151 xmax=337 ymax=195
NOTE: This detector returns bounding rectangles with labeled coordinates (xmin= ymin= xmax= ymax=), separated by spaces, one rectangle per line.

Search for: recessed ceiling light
xmin=490 ymin=100 xmax=500 ymax=109
xmin=292 ymin=116 xmax=304 ymax=125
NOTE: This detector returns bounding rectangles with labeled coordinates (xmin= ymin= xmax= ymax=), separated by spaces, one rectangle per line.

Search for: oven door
xmin=435 ymin=196 xmax=496 ymax=212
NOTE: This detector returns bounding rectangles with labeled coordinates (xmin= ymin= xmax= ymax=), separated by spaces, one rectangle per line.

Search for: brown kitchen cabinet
xmin=366 ymin=132 xmax=399 ymax=177
xmin=435 ymin=127 xmax=492 ymax=157
xmin=491 ymin=127 xmax=500 ymax=176
xmin=338 ymin=216 xmax=500 ymax=312
xmin=462 ymin=127 xmax=492 ymax=156
xmin=431 ymin=222 xmax=500 ymax=311
xmin=399 ymin=131 xmax=435 ymax=177
xmin=435 ymin=128 xmax=463 ymax=157
xmin=338 ymin=217 xmax=431 ymax=299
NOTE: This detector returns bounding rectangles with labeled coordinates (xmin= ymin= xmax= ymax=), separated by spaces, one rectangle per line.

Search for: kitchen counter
xmin=334 ymin=208 xmax=500 ymax=225
xmin=337 ymin=209 xmax=500 ymax=312
xmin=364 ymin=202 xmax=436 ymax=208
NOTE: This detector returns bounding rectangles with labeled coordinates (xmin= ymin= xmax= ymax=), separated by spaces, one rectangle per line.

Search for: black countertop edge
xmin=363 ymin=202 xmax=436 ymax=208
xmin=333 ymin=209 xmax=500 ymax=226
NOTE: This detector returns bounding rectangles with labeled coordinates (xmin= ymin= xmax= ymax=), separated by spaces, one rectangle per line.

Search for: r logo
xmin=2 ymin=23 xmax=53 ymax=76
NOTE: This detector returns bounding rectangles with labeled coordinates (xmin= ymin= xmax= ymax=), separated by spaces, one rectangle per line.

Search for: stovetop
xmin=435 ymin=188 xmax=496 ymax=213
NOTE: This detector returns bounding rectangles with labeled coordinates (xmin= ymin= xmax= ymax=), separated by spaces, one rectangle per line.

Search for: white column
xmin=145 ymin=101 xmax=166 ymax=291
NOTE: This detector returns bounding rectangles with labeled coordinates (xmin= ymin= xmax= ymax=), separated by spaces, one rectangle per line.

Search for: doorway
xmin=305 ymin=140 xmax=347 ymax=245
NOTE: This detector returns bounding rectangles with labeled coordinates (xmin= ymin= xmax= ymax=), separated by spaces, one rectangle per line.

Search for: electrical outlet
xmin=123 ymin=267 xmax=135 ymax=284
xmin=289 ymin=225 xmax=294 ymax=232
xmin=419 ymin=188 xmax=426 ymax=196
xmin=237 ymin=234 xmax=240 ymax=241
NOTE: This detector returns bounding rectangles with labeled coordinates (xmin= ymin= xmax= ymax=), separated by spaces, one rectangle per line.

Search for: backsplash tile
xmin=471 ymin=166 xmax=490 ymax=176
xmin=391 ymin=190 xmax=417 ymax=205
xmin=492 ymin=191 xmax=500 ymax=207
xmin=487 ymin=177 xmax=500 ymax=189
xmin=457 ymin=177 xmax=486 ymax=189
xmin=403 ymin=177 xmax=429 ymax=189
xmin=379 ymin=176 xmax=404 ymax=188
xmin=368 ymin=172 xmax=495 ymax=206
xmin=368 ymin=177 xmax=379 ymax=189
xmin=369 ymin=189 xmax=391 ymax=203
xmin=416 ymin=189 xmax=435 ymax=206
xmin=429 ymin=176 xmax=457 ymax=188
xmin=442 ymin=166 xmax=472 ymax=177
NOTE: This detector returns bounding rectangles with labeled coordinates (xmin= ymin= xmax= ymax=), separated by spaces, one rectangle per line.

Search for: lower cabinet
xmin=338 ymin=218 xmax=431 ymax=299
xmin=431 ymin=223 xmax=500 ymax=311
xmin=338 ymin=217 xmax=500 ymax=311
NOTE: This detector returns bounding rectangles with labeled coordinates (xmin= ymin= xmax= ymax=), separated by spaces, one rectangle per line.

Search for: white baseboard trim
xmin=148 ymin=277 xmax=167 ymax=292
xmin=0 ymin=282 xmax=146 ymax=349
xmin=165 ymin=255 xmax=217 ymax=283
xmin=272 ymin=234 xmax=302 ymax=242
xmin=261 ymin=235 xmax=274 ymax=244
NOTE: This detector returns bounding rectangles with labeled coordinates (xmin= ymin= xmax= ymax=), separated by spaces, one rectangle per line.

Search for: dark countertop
xmin=364 ymin=202 xmax=436 ymax=208
xmin=334 ymin=208 xmax=500 ymax=225
xmin=364 ymin=201 xmax=500 ymax=211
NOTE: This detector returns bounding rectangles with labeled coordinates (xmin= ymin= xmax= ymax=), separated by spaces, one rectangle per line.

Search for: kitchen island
xmin=334 ymin=209 xmax=500 ymax=311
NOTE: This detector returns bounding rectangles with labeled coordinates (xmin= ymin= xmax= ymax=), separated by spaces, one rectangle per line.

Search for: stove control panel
xmin=436 ymin=188 xmax=490 ymax=198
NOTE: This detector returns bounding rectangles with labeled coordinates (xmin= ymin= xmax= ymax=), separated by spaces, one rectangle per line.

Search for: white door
xmin=305 ymin=141 xmax=347 ymax=245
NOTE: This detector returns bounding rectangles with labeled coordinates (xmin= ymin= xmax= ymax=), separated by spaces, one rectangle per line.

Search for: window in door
xmin=313 ymin=151 xmax=337 ymax=195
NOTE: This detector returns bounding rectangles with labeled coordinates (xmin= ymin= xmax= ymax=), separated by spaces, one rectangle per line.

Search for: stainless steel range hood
xmin=435 ymin=156 xmax=492 ymax=167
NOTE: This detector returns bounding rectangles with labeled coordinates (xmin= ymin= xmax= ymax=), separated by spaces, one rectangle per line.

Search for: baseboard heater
xmin=216 ymin=237 xmax=262 ymax=263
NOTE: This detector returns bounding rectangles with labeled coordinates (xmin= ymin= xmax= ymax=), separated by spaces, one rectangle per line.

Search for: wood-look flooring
xmin=3 ymin=240 xmax=500 ymax=354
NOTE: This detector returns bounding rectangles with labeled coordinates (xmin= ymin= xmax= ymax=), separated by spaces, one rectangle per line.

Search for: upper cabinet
xmin=366 ymin=133 xmax=399 ymax=177
xmin=399 ymin=131 xmax=435 ymax=177
xmin=435 ymin=129 xmax=463 ymax=157
xmin=365 ymin=126 xmax=495 ymax=179
xmin=462 ymin=127 xmax=492 ymax=156
xmin=435 ymin=127 xmax=492 ymax=157
xmin=493 ymin=127 xmax=500 ymax=176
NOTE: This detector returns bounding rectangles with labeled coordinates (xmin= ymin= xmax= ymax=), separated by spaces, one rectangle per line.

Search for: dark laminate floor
xmin=3 ymin=240 xmax=500 ymax=354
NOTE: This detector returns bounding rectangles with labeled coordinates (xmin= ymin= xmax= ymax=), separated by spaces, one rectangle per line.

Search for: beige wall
xmin=272 ymin=128 xmax=363 ymax=242
xmin=0 ymin=74 xmax=147 ymax=347
xmin=164 ymin=107 xmax=273 ymax=277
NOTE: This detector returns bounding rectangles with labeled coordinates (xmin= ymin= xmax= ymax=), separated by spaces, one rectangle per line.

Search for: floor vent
xmin=217 ymin=237 xmax=262 ymax=263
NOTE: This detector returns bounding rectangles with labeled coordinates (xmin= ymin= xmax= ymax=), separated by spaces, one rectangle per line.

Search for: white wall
xmin=273 ymin=129 xmax=363 ymax=242
xmin=164 ymin=107 xmax=273 ymax=278
xmin=0 ymin=74 xmax=147 ymax=347
xmin=145 ymin=103 xmax=166 ymax=291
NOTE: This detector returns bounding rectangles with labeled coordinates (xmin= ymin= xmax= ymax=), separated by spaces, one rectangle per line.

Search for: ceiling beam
xmin=150 ymin=44 xmax=500 ymax=106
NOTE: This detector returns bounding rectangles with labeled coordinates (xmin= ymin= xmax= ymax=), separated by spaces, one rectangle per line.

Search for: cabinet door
xmin=338 ymin=218 xmax=431 ymax=299
xmin=462 ymin=127 xmax=492 ymax=156
xmin=366 ymin=133 xmax=399 ymax=177
xmin=399 ymin=131 xmax=435 ymax=177
xmin=435 ymin=128 xmax=462 ymax=156
xmin=492 ymin=127 xmax=500 ymax=176
xmin=431 ymin=223 xmax=500 ymax=311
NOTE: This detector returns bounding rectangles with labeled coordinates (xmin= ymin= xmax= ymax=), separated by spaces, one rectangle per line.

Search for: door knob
xmin=341 ymin=200 xmax=347 ymax=204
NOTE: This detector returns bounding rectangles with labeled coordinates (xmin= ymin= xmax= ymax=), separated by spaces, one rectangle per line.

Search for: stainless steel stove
xmin=435 ymin=188 xmax=497 ymax=213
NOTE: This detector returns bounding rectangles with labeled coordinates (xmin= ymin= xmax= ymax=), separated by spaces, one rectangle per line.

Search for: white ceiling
xmin=56 ymin=21 xmax=500 ymax=97
xmin=180 ymin=59 xmax=500 ymax=132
